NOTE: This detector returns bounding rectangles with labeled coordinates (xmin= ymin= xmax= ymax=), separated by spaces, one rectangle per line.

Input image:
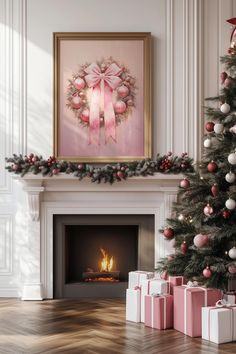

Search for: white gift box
xmin=128 ymin=271 xmax=154 ymax=289
xmin=223 ymin=293 xmax=236 ymax=305
xmin=126 ymin=288 xmax=141 ymax=323
xmin=202 ymin=306 xmax=236 ymax=344
xmin=140 ymin=278 xmax=169 ymax=322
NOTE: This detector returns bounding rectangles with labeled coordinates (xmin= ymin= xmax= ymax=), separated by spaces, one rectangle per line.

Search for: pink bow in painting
xmin=85 ymin=62 xmax=122 ymax=144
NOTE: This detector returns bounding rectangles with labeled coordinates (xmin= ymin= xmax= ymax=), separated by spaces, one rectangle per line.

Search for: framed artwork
xmin=53 ymin=32 xmax=152 ymax=162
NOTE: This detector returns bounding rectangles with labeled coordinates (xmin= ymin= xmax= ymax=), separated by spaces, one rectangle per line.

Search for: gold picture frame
xmin=53 ymin=32 xmax=152 ymax=162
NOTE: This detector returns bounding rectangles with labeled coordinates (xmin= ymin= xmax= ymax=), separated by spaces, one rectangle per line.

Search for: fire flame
xmin=100 ymin=248 xmax=114 ymax=272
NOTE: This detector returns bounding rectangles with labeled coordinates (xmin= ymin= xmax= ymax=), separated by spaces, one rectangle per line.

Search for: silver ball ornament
xmin=214 ymin=123 xmax=224 ymax=134
xmin=225 ymin=172 xmax=236 ymax=183
xmin=204 ymin=138 xmax=212 ymax=148
xmin=220 ymin=103 xmax=230 ymax=114
xmin=228 ymin=152 xmax=236 ymax=165
xmin=229 ymin=247 xmax=236 ymax=260
xmin=225 ymin=198 xmax=236 ymax=210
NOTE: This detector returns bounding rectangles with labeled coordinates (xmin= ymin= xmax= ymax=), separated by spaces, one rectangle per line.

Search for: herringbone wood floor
xmin=0 ymin=299 xmax=235 ymax=354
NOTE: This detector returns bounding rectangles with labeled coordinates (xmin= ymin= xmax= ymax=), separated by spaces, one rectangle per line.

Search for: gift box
xmin=128 ymin=270 xmax=154 ymax=289
xmin=202 ymin=305 xmax=236 ymax=344
xmin=144 ymin=294 xmax=173 ymax=329
xmin=141 ymin=279 xmax=168 ymax=322
xmin=168 ymin=276 xmax=186 ymax=295
xmin=223 ymin=292 xmax=236 ymax=305
xmin=126 ymin=288 xmax=141 ymax=323
xmin=174 ymin=285 xmax=222 ymax=337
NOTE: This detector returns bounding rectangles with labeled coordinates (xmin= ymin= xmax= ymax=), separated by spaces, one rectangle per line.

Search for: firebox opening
xmin=65 ymin=225 xmax=138 ymax=284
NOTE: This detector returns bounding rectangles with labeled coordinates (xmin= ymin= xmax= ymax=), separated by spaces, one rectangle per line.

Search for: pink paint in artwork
xmin=84 ymin=62 xmax=122 ymax=144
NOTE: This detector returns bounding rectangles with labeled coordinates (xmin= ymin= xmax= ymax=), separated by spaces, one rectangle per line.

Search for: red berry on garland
xmin=211 ymin=183 xmax=219 ymax=197
xmin=78 ymin=164 xmax=84 ymax=170
xmin=207 ymin=161 xmax=218 ymax=173
xmin=179 ymin=178 xmax=190 ymax=189
xmin=222 ymin=209 xmax=231 ymax=219
xmin=163 ymin=227 xmax=174 ymax=238
xmin=205 ymin=121 xmax=215 ymax=132
xmin=220 ymin=71 xmax=228 ymax=84
xmin=29 ymin=153 xmax=34 ymax=158
xmin=203 ymin=266 xmax=212 ymax=278
xmin=181 ymin=241 xmax=188 ymax=254
xmin=204 ymin=203 xmax=214 ymax=216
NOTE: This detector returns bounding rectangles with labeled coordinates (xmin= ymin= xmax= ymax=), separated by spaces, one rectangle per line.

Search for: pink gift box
xmin=168 ymin=276 xmax=186 ymax=295
xmin=140 ymin=278 xmax=169 ymax=322
xmin=144 ymin=294 xmax=173 ymax=329
xmin=174 ymin=286 xmax=222 ymax=337
xmin=223 ymin=292 xmax=236 ymax=305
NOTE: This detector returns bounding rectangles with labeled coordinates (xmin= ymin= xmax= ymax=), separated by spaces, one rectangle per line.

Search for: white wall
xmin=0 ymin=0 xmax=236 ymax=296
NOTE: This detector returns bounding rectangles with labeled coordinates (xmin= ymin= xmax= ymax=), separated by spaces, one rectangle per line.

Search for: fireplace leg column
xmin=21 ymin=185 xmax=45 ymax=300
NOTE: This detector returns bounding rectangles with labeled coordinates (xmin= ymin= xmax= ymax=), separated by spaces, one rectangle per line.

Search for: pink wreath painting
xmin=54 ymin=33 xmax=151 ymax=162
xmin=66 ymin=58 xmax=136 ymax=145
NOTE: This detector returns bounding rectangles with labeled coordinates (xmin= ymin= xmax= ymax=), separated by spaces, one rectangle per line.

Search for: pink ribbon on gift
xmin=208 ymin=300 xmax=236 ymax=341
xmin=84 ymin=62 xmax=122 ymax=144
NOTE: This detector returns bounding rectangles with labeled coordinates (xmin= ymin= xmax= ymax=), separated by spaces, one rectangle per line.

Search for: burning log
xmin=82 ymin=271 xmax=120 ymax=281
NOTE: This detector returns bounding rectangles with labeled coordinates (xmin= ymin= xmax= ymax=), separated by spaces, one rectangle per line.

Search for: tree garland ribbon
xmin=5 ymin=153 xmax=194 ymax=184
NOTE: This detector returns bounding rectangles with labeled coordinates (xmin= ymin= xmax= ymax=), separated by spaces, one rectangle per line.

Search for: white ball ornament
xmin=228 ymin=152 xmax=236 ymax=165
xmin=220 ymin=103 xmax=230 ymax=114
xmin=204 ymin=138 xmax=212 ymax=148
xmin=225 ymin=198 xmax=236 ymax=210
xmin=229 ymin=247 xmax=236 ymax=260
xmin=225 ymin=172 xmax=236 ymax=183
xmin=214 ymin=123 xmax=224 ymax=134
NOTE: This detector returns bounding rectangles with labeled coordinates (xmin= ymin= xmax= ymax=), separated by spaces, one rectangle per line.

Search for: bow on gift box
xmin=85 ymin=62 xmax=123 ymax=144
xmin=215 ymin=299 xmax=231 ymax=308
xmin=186 ymin=280 xmax=199 ymax=287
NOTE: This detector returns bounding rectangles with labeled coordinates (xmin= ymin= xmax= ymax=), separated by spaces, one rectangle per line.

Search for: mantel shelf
xmin=12 ymin=173 xmax=182 ymax=192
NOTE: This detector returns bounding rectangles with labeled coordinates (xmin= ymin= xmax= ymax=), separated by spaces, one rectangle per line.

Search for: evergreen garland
xmin=5 ymin=152 xmax=194 ymax=184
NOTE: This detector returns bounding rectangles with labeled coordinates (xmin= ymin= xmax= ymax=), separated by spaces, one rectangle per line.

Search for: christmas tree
xmin=157 ymin=18 xmax=236 ymax=291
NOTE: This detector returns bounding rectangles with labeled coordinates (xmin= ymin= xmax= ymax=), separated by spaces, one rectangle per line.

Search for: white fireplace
xmin=14 ymin=174 xmax=180 ymax=300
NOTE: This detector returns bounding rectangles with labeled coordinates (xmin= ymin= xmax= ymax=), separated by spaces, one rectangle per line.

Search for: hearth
xmin=53 ymin=214 xmax=154 ymax=298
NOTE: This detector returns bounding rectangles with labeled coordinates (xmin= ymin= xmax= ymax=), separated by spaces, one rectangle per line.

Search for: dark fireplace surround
xmin=53 ymin=215 xmax=154 ymax=298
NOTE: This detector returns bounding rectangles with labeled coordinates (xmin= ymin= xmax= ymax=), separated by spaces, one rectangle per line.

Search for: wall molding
xmin=166 ymin=0 xmax=174 ymax=152
xmin=0 ymin=215 xmax=13 ymax=275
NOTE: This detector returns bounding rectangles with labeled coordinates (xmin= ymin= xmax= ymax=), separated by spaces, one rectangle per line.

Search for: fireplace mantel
xmin=13 ymin=173 xmax=181 ymax=300
xmin=14 ymin=173 xmax=183 ymax=191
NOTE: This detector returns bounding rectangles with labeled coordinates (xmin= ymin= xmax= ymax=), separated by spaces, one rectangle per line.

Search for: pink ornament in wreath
xmin=67 ymin=58 xmax=136 ymax=145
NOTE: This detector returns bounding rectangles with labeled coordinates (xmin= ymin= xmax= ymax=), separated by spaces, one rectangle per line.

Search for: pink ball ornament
xmin=193 ymin=234 xmax=209 ymax=248
xmin=117 ymin=85 xmax=129 ymax=98
xmin=127 ymin=99 xmax=134 ymax=106
xmin=179 ymin=178 xmax=190 ymax=189
xmin=224 ymin=77 xmax=233 ymax=87
xmin=80 ymin=109 xmax=90 ymax=123
xmin=228 ymin=265 xmax=236 ymax=274
xmin=220 ymin=71 xmax=228 ymax=84
xmin=204 ymin=204 xmax=214 ymax=216
xmin=117 ymin=171 xmax=124 ymax=179
xmin=211 ymin=183 xmax=219 ymax=197
xmin=52 ymin=168 xmax=59 ymax=175
xmin=203 ymin=266 xmax=212 ymax=278
xmin=114 ymin=101 xmax=127 ymax=114
xmin=71 ymin=96 xmax=82 ymax=109
xmin=160 ymin=271 xmax=168 ymax=280
xmin=74 ymin=78 xmax=85 ymax=90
